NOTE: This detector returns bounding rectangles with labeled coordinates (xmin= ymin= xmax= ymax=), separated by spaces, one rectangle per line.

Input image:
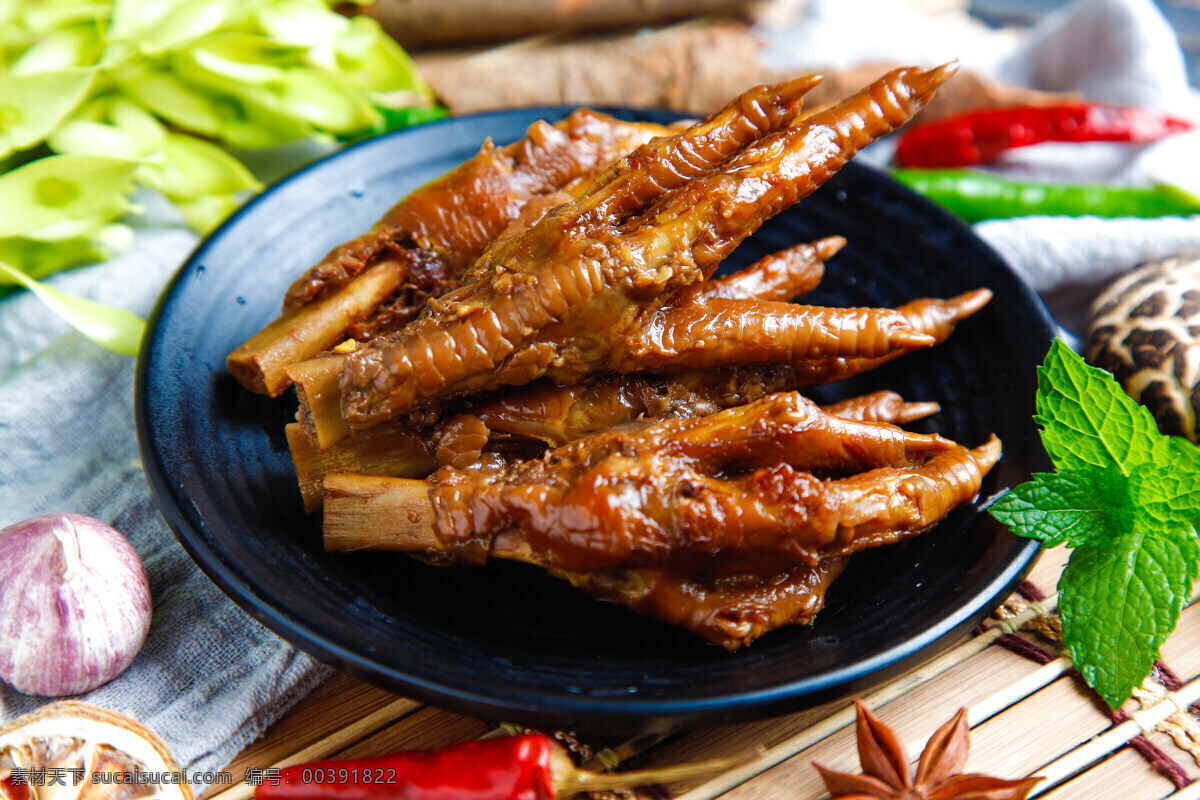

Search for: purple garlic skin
xmin=0 ymin=513 xmax=152 ymax=697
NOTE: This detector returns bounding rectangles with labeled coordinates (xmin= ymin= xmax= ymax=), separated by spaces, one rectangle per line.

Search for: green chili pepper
xmin=890 ymin=168 xmax=1200 ymax=223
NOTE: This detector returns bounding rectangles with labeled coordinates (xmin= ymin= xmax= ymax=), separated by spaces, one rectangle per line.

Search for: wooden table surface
xmin=208 ymin=546 xmax=1200 ymax=799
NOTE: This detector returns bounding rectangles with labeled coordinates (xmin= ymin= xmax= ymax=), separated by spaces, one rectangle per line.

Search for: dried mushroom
xmin=1086 ymin=257 xmax=1200 ymax=441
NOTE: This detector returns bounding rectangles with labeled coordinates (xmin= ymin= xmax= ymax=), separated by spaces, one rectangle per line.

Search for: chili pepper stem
xmin=553 ymin=746 xmax=763 ymax=797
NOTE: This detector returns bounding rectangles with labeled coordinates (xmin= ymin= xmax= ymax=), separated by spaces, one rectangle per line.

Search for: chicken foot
xmin=321 ymin=467 xmax=853 ymax=649
xmin=328 ymin=65 xmax=957 ymax=434
xmin=556 ymin=559 xmax=851 ymax=651
xmin=227 ymin=110 xmax=676 ymax=395
xmin=331 ymin=392 xmax=960 ymax=567
xmin=289 ymin=283 xmax=981 ymax=457
xmin=322 ymin=431 xmax=995 ymax=573
xmin=320 ymin=394 xmax=998 ymax=644
xmin=290 ymin=385 xmax=940 ymax=513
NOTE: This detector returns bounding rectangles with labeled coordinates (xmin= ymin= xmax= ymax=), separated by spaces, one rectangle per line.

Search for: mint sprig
xmin=990 ymin=339 xmax=1200 ymax=709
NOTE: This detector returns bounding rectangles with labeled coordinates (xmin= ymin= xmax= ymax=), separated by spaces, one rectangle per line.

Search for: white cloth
xmin=2 ymin=0 xmax=1198 ymax=776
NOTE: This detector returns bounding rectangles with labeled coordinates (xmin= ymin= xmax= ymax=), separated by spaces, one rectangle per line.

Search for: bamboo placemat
xmin=210 ymin=545 xmax=1200 ymax=799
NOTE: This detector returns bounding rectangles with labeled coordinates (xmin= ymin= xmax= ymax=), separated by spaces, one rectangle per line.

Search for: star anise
xmin=814 ymin=700 xmax=1041 ymax=799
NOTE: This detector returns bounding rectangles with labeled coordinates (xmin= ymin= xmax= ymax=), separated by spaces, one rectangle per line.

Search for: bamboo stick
xmin=968 ymin=657 xmax=1072 ymax=723
xmin=203 ymin=592 xmax=1063 ymax=800
xmin=288 ymin=423 xmax=434 ymax=513
xmin=204 ymin=697 xmax=423 ymax=800
xmin=675 ymin=658 xmax=1071 ymax=800
xmin=209 ymin=578 xmax=1071 ymax=800
xmin=1029 ymin=677 xmax=1200 ymax=797
xmin=1170 ymin=779 xmax=1200 ymax=799
xmin=323 ymin=473 xmax=437 ymax=552
xmin=287 ymin=354 xmax=351 ymax=449
xmin=680 ymin=584 xmax=1200 ymax=799
xmin=673 ymin=594 xmax=1062 ymax=800
xmin=227 ymin=260 xmax=408 ymax=397
xmin=767 ymin=657 xmax=1074 ymax=800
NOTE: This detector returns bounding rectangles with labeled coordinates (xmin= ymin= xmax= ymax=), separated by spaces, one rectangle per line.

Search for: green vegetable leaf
xmin=0 ymin=225 xmax=131 ymax=285
xmin=108 ymin=0 xmax=157 ymax=42
xmin=49 ymin=119 xmax=144 ymax=159
xmin=175 ymin=33 xmax=294 ymax=87
xmin=1035 ymin=339 xmax=1169 ymax=474
xmin=0 ymin=154 xmax=137 ymax=238
xmin=368 ymin=103 xmax=448 ymax=137
xmin=136 ymin=0 xmax=232 ymax=55
xmin=1129 ymin=456 xmax=1200 ymax=535
xmin=11 ymin=26 xmax=103 ymax=74
xmin=991 ymin=340 xmax=1200 ymax=709
xmin=139 ymin=132 xmax=260 ymax=201
xmin=114 ymin=62 xmax=223 ymax=136
xmin=0 ymin=259 xmax=144 ymax=354
xmin=211 ymin=86 xmax=312 ymax=148
xmin=55 ymin=95 xmax=168 ymax=159
xmin=0 ymin=0 xmax=435 ymax=340
xmin=988 ymin=467 xmax=1133 ymax=548
xmin=21 ymin=2 xmax=108 ymax=36
xmin=107 ymin=98 xmax=167 ymax=153
xmin=0 ymin=67 xmax=96 ymax=158
xmin=19 ymin=207 xmax=131 ymax=243
xmin=0 ymin=0 xmax=14 ymax=24
xmin=1059 ymin=529 xmax=1199 ymax=710
xmin=256 ymin=0 xmax=347 ymax=47
xmin=278 ymin=67 xmax=379 ymax=133
xmin=331 ymin=18 xmax=432 ymax=96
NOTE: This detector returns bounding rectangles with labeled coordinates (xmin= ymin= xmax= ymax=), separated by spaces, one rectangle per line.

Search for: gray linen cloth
xmin=0 ymin=198 xmax=332 ymax=776
xmin=2 ymin=0 xmax=1199 ymax=776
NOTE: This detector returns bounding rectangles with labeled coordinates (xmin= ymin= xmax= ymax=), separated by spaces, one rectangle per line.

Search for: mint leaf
xmin=1036 ymin=339 xmax=1169 ymax=474
xmin=1059 ymin=529 xmax=1199 ymax=710
xmin=989 ymin=467 xmax=1132 ymax=548
xmin=990 ymin=340 xmax=1200 ymax=710
xmin=1130 ymin=459 xmax=1200 ymax=536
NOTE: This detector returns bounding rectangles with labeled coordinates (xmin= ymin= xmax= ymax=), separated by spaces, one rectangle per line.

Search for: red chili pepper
xmin=894 ymin=103 xmax=1194 ymax=168
xmin=253 ymin=734 xmax=742 ymax=800
xmin=2 ymin=774 xmax=33 ymax=800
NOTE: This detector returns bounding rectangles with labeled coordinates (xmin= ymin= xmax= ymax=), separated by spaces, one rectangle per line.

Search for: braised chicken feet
xmin=326 ymin=65 xmax=958 ymax=434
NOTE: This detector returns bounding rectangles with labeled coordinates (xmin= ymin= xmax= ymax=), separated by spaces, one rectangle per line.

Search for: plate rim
xmin=135 ymin=106 xmax=1052 ymax=730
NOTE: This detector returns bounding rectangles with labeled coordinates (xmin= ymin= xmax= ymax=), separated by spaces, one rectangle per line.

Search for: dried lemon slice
xmin=0 ymin=702 xmax=193 ymax=800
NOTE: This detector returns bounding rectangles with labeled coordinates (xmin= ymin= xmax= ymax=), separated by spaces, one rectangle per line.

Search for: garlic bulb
xmin=0 ymin=513 xmax=152 ymax=696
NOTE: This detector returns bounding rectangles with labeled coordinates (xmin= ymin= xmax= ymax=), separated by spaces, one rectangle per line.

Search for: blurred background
xmin=971 ymin=0 xmax=1200 ymax=86
xmin=350 ymin=0 xmax=1200 ymax=134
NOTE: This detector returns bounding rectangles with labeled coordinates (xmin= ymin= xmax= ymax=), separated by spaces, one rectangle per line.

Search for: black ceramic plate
xmin=137 ymin=107 xmax=1056 ymax=733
